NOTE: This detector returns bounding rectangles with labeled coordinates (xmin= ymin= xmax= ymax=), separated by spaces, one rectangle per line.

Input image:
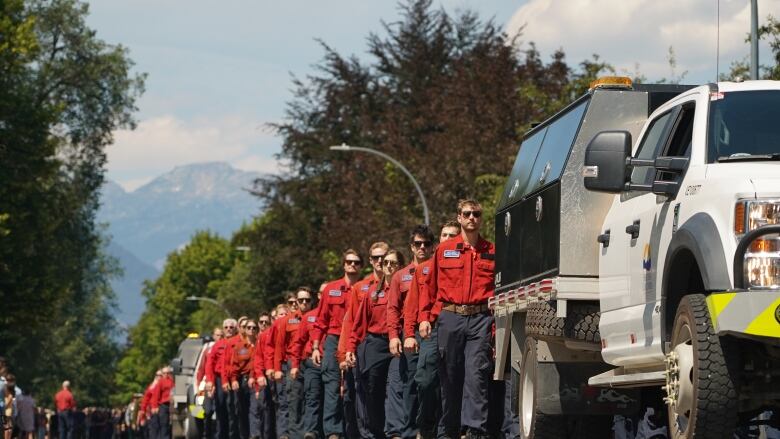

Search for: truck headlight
xmin=735 ymin=200 xmax=780 ymax=289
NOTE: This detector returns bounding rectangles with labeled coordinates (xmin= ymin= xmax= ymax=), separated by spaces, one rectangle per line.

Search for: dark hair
xmin=408 ymin=225 xmax=434 ymax=244
xmin=342 ymin=248 xmax=362 ymax=263
xmin=441 ymin=220 xmax=461 ymax=232
xmin=296 ymin=286 xmax=313 ymax=295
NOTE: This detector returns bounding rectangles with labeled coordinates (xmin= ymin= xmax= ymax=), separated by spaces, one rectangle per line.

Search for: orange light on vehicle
xmin=735 ymin=202 xmax=746 ymax=235
xmin=749 ymin=238 xmax=780 ymax=253
xmin=589 ymin=76 xmax=633 ymax=90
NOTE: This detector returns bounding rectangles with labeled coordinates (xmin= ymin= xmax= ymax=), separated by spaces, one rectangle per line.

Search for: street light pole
xmin=186 ymin=295 xmax=231 ymax=317
xmin=329 ymin=143 xmax=430 ymax=225
xmin=751 ymin=0 xmax=759 ymax=80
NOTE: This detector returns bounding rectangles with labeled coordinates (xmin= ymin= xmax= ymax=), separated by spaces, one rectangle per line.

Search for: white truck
xmin=491 ymin=77 xmax=780 ymax=439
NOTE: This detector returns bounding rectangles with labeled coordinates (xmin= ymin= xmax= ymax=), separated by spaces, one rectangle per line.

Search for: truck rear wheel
xmin=526 ymin=301 xmax=600 ymax=343
xmin=665 ymin=294 xmax=738 ymax=439
xmin=519 ymin=337 xmax=566 ymax=438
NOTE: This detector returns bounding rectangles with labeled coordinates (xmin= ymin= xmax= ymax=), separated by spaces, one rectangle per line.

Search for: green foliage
xmin=0 ymin=0 xmax=144 ymax=406
xmin=722 ymin=14 xmax=780 ymax=81
xmin=113 ymin=231 xmax=242 ymax=402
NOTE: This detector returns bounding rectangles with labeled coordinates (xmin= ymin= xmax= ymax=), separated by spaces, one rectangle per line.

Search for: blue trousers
xmin=249 ymin=384 xmax=274 ymax=439
xmin=401 ymin=334 xmax=420 ymax=439
xmin=437 ymin=311 xmax=493 ymax=435
xmin=302 ymin=359 xmax=323 ymax=437
xmin=283 ymin=361 xmax=304 ymax=438
xmin=57 ymin=411 xmax=73 ymax=439
xmin=415 ymin=327 xmax=441 ymax=437
xmin=273 ymin=375 xmax=288 ymax=437
xmin=227 ymin=378 xmax=250 ymax=439
xmin=148 ymin=414 xmax=159 ymax=439
xmin=357 ymin=334 xmax=392 ymax=439
xmin=320 ymin=335 xmax=343 ymax=437
xmin=203 ymin=395 xmax=216 ymax=439
xmin=214 ymin=377 xmax=229 ymax=439
xmin=158 ymin=404 xmax=171 ymax=439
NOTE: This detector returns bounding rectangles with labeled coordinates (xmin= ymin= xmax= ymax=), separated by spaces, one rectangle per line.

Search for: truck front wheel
xmin=519 ymin=337 xmax=566 ymax=438
xmin=665 ymin=294 xmax=739 ymax=439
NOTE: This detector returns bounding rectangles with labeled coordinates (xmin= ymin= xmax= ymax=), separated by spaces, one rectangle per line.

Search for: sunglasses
xmin=224 ymin=325 xmax=236 ymax=329
xmin=441 ymin=232 xmax=459 ymax=238
xmin=246 ymin=326 xmax=258 ymax=331
xmin=259 ymin=320 xmax=270 ymax=325
xmin=370 ymin=254 xmax=386 ymax=261
xmin=344 ymin=259 xmax=362 ymax=266
xmin=287 ymin=300 xmax=297 ymax=304
xmin=297 ymin=298 xmax=311 ymax=303
xmin=383 ymin=259 xmax=399 ymax=267
xmin=412 ymin=240 xmax=432 ymax=248
xmin=460 ymin=210 xmax=482 ymax=218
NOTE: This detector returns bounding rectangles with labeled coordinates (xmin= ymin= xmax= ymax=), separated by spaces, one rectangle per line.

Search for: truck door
xmin=600 ymin=101 xmax=696 ymax=366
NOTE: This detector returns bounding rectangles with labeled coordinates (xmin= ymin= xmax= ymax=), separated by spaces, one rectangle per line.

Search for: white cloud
xmin=107 ymin=115 xmax=280 ymax=191
xmin=506 ymin=0 xmax=780 ymax=82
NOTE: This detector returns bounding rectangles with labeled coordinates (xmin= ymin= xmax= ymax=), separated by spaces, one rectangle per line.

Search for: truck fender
xmin=662 ymin=212 xmax=731 ymax=293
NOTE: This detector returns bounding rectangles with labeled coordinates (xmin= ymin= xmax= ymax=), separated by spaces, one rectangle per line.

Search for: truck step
xmin=588 ymin=367 xmax=665 ymax=388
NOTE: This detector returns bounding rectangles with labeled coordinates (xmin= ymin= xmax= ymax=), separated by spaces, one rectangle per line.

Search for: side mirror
xmin=583 ymin=131 xmax=632 ymax=193
xmin=171 ymin=358 xmax=183 ymax=375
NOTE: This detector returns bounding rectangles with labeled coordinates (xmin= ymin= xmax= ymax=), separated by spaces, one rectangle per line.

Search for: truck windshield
xmin=709 ymin=90 xmax=780 ymax=163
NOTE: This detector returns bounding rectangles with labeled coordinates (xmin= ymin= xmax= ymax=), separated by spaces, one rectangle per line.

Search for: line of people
xmin=187 ymin=199 xmax=515 ymax=439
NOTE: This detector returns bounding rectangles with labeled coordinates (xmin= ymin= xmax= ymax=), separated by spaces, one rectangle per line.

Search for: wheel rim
xmin=521 ymin=352 xmax=536 ymax=437
xmin=666 ymin=318 xmax=695 ymax=437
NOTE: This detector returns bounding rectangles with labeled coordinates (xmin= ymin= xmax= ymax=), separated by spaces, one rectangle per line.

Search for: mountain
xmin=100 ymin=162 xmax=262 ymax=325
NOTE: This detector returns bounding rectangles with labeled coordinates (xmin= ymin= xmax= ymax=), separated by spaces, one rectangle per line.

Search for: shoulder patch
xmin=288 ymin=318 xmax=300 ymax=324
xmin=422 ymin=266 xmax=430 ymax=275
xmin=401 ymin=274 xmax=413 ymax=282
xmin=378 ymin=291 xmax=385 ymax=298
xmin=329 ymin=289 xmax=342 ymax=297
xmin=443 ymin=250 xmax=461 ymax=258
xmin=361 ymin=284 xmax=369 ymax=291
xmin=307 ymin=316 xmax=316 ymax=323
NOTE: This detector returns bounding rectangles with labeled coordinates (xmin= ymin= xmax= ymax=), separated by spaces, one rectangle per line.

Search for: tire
xmin=526 ymin=301 xmax=600 ymax=343
xmin=519 ymin=337 xmax=566 ymax=439
xmin=184 ymin=411 xmax=200 ymax=439
xmin=666 ymin=294 xmax=739 ymax=439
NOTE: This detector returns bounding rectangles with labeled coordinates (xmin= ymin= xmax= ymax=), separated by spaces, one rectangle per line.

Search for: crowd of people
xmin=1 ymin=361 xmax=140 ymax=439
xmin=135 ymin=199 xmax=515 ymax=439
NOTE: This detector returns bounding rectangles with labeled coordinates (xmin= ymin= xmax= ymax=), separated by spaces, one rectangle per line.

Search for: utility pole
xmin=751 ymin=0 xmax=759 ymax=80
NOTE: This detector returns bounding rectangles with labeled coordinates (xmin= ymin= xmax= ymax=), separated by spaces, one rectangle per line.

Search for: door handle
xmin=597 ymin=230 xmax=610 ymax=247
xmin=625 ymin=220 xmax=640 ymax=239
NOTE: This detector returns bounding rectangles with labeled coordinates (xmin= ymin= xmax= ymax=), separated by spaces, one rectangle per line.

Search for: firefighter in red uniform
xmin=138 ymin=373 xmax=159 ymax=439
xmin=143 ymin=372 xmax=161 ymax=439
xmin=206 ymin=319 xmax=238 ymax=439
xmin=421 ymin=199 xmax=495 ymax=439
xmin=386 ymin=225 xmax=435 ymax=438
xmin=310 ymin=250 xmax=362 ymax=439
xmin=345 ymin=249 xmax=405 ymax=438
xmin=289 ymin=287 xmax=323 ymax=439
xmin=403 ymin=221 xmax=460 ymax=438
xmin=273 ymin=288 xmax=313 ymax=439
xmin=250 ymin=314 xmax=271 ymax=439
xmin=337 ymin=242 xmax=387 ymax=438
xmin=198 ymin=327 xmax=223 ymax=439
xmin=224 ymin=319 xmax=258 ymax=439
xmin=152 ymin=367 xmax=174 ymax=439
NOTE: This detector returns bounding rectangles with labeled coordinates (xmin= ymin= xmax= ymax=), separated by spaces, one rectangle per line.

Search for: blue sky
xmin=86 ymin=0 xmax=779 ymax=190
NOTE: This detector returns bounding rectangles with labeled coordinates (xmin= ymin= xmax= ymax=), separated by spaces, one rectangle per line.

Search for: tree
xmin=113 ymin=231 xmax=240 ymax=402
xmin=0 ymin=0 xmax=144 ymax=405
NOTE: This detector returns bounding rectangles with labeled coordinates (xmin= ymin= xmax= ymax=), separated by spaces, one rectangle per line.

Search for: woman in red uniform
xmin=345 ymin=249 xmax=405 ymax=438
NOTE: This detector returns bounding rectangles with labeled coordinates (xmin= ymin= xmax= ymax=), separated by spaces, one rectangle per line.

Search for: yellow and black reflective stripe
xmin=706 ymin=291 xmax=780 ymax=339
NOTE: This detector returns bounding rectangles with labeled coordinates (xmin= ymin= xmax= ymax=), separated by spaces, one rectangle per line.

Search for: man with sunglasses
xmin=338 ymin=242 xmax=388 ymax=439
xmin=402 ymin=221 xmax=460 ymax=439
xmin=205 ymin=319 xmax=238 ymax=439
xmin=310 ymin=249 xmax=363 ymax=439
xmin=224 ymin=320 xmax=259 ymax=439
xmin=421 ymin=199 xmax=495 ymax=439
xmin=289 ymin=287 xmax=322 ymax=439
xmin=384 ymin=225 xmax=435 ymax=439
xmin=268 ymin=288 xmax=313 ymax=439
